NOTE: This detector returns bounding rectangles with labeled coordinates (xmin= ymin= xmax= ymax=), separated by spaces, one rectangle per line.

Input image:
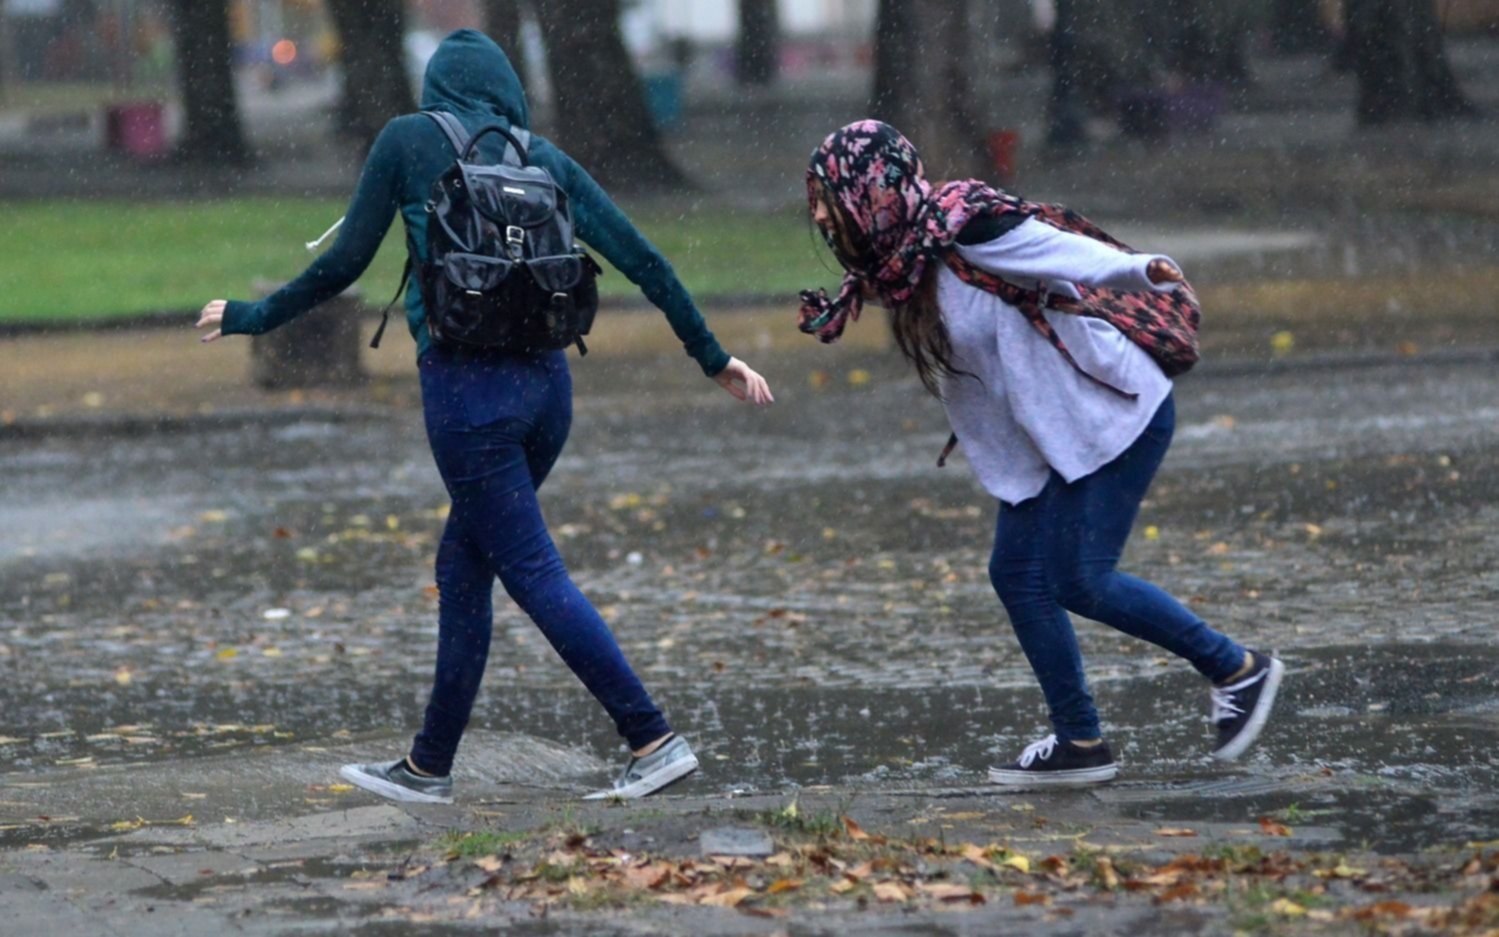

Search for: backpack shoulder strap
xmin=422 ymin=110 xmax=470 ymax=157
xmin=501 ymin=127 xmax=531 ymax=167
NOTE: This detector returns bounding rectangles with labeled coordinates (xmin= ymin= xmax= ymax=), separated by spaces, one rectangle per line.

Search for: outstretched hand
xmin=1147 ymin=259 xmax=1184 ymax=285
xmin=196 ymin=300 xmax=227 ymax=343
xmin=714 ymin=357 xmax=775 ymax=406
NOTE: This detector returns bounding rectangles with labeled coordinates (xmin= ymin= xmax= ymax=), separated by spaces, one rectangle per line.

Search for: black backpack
xmin=371 ymin=110 xmax=601 ymax=354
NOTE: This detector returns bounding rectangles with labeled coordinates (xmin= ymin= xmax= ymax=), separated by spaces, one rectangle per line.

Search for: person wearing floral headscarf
xmin=800 ymin=120 xmax=1282 ymax=788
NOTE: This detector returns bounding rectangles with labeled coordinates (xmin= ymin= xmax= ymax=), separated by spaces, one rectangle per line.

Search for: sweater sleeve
xmin=221 ymin=121 xmax=405 ymax=337
xmin=554 ymin=150 xmax=730 ymax=377
xmin=957 ymin=217 xmax=1179 ymax=294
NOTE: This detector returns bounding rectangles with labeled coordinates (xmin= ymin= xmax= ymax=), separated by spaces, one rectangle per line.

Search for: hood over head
xmin=420 ymin=29 xmax=529 ymax=129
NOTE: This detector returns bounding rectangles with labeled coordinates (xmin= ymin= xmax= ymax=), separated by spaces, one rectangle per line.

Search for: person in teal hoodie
xmin=195 ymin=30 xmax=774 ymax=804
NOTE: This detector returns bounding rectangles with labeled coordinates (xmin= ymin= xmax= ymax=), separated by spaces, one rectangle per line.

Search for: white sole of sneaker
xmin=339 ymin=764 xmax=453 ymax=805
xmin=986 ymin=763 xmax=1119 ymax=790
xmin=1212 ymin=657 xmax=1285 ymax=762
xmin=582 ymin=754 xmax=699 ymax=801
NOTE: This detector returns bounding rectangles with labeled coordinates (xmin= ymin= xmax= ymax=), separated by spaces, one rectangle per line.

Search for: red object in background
xmin=104 ymin=102 xmax=167 ymax=159
xmin=986 ymin=129 xmax=1020 ymax=183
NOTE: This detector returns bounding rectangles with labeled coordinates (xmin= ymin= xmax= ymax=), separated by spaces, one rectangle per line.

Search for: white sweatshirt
xmin=938 ymin=217 xmax=1180 ymax=505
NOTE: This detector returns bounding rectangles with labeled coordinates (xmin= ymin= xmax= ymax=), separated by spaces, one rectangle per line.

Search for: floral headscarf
xmin=798 ymin=120 xmax=1024 ymax=343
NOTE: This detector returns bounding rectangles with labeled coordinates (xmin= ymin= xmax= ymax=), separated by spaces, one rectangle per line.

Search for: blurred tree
xmin=165 ymin=0 xmax=248 ymax=164
xmin=533 ymin=0 xmax=684 ymax=190
xmin=482 ymin=0 xmax=531 ymax=89
xmin=871 ymin=0 xmax=984 ymax=178
xmin=1046 ymin=0 xmax=1088 ymax=148
xmin=1271 ymin=0 xmax=1328 ymax=54
xmin=1345 ymin=0 xmax=1476 ymax=124
xmin=736 ymin=0 xmax=779 ymax=86
xmin=325 ymin=0 xmax=415 ymax=149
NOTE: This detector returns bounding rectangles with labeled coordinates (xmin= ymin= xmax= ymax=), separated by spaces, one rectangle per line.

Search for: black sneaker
xmin=1210 ymin=650 xmax=1285 ymax=761
xmin=987 ymin=735 xmax=1119 ymax=789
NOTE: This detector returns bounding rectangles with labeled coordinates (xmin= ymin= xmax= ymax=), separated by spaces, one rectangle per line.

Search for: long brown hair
xmin=813 ymin=183 xmax=965 ymax=398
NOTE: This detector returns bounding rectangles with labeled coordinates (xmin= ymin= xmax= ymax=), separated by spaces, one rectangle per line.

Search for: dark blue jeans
xmin=988 ymin=394 xmax=1246 ymax=742
xmin=410 ymin=345 xmax=671 ymax=775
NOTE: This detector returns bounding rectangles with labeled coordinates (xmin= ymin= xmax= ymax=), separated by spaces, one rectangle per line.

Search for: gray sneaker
xmin=340 ymin=758 xmax=454 ymax=805
xmin=583 ymin=736 xmax=699 ymax=800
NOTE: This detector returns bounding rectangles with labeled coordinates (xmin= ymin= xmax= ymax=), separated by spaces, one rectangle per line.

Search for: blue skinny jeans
xmin=988 ymin=394 xmax=1246 ymax=742
xmin=410 ymin=345 xmax=670 ymax=775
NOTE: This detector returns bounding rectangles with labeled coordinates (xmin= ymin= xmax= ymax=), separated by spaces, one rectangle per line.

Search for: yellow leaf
xmin=199 ymin=510 xmax=229 ymax=523
xmin=766 ymin=878 xmax=802 ymax=895
xmin=261 ymin=647 xmax=283 ymax=658
xmin=829 ymin=879 xmax=856 ymax=894
xmin=215 ymin=648 xmax=239 ymax=661
xmin=1001 ymin=854 xmax=1030 ymax=874
xmin=1155 ymin=828 xmax=1197 ymax=838
xmin=328 ymin=783 xmax=355 ymax=794
xmin=1270 ymin=898 xmax=1307 ymax=917
xmin=847 ymin=368 xmax=871 ymax=387
xmin=1270 ymin=330 xmax=1295 ymax=354
xmin=113 ymin=667 xmax=133 ymax=687
xmin=1144 ymin=525 xmax=1160 ymax=541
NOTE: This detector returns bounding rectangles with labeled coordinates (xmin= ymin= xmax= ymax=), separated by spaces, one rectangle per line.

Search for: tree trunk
xmin=482 ymin=0 xmax=530 ymax=90
xmin=1271 ymin=0 xmax=1328 ymax=54
xmin=870 ymin=0 xmax=984 ymax=180
xmin=1345 ymin=0 xmax=1477 ymax=124
xmin=1160 ymin=0 xmax=1252 ymax=84
xmin=735 ymin=0 xmax=779 ymax=86
xmin=324 ymin=0 xmax=415 ymax=149
xmin=1047 ymin=0 xmax=1087 ymax=148
xmin=165 ymin=0 xmax=248 ymax=164
xmin=533 ymin=0 xmax=684 ymax=190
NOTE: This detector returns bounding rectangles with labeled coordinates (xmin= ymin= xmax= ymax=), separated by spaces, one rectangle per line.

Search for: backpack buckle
xmin=505 ymin=225 xmax=525 ymax=259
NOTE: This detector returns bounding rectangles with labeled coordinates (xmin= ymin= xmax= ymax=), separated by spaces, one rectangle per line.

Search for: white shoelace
xmin=1017 ymin=735 xmax=1059 ymax=768
xmin=1210 ymin=669 xmax=1267 ymax=723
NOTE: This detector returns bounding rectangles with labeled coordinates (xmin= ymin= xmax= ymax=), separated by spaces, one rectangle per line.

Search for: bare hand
xmin=714 ymin=357 xmax=774 ymax=406
xmin=196 ymin=300 xmax=227 ymax=343
xmin=1147 ymin=259 xmax=1184 ymax=285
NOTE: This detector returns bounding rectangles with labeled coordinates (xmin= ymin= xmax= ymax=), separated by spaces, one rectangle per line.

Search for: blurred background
xmin=1 ymin=0 xmax=1496 ymax=392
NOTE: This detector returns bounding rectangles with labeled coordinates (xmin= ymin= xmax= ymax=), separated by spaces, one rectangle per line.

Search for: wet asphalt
xmin=2 ymin=345 xmax=1499 ymax=857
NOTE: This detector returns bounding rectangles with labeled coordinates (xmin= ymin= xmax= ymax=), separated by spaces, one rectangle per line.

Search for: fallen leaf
xmin=872 ymin=881 xmax=911 ymax=903
xmin=919 ymin=882 xmax=983 ymax=903
xmin=959 ymin=843 xmax=996 ymax=870
xmin=842 ymin=816 xmax=870 ymax=841
xmin=766 ymin=878 xmax=802 ymax=895
xmin=215 ymin=648 xmax=239 ymax=661
xmin=1354 ymin=900 xmax=1413 ymax=920
xmin=1155 ymin=828 xmax=1198 ymax=838
xmin=847 ymin=368 xmax=871 ymax=387
xmin=1259 ymin=817 xmax=1292 ymax=837
xmin=1270 ymin=897 xmax=1307 ymax=917
xmin=829 ymin=879 xmax=856 ymax=894
xmin=1156 ymin=882 xmax=1200 ymax=903
xmin=1316 ymin=861 xmax=1366 ymax=879
xmin=1095 ymin=857 xmax=1120 ymax=889
xmin=1013 ymin=890 xmax=1050 ymax=906
xmin=1001 ymin=854 xmax=1031 ymax=874
xmin=328 ymin=784 xmax=354 ymax=794
xmin=699 ymin=886 xmax=753 ymax=908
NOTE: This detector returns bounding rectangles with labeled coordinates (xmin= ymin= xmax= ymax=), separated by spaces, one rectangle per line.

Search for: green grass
xmin=439 ymin=829 xmax=533 ymax=858
xmin=0 ymin=198 xmax=835 ymax=323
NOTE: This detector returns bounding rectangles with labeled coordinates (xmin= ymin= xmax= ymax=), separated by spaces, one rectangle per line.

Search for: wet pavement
xmin=3 ymin=346 xmax=1499 ymax=931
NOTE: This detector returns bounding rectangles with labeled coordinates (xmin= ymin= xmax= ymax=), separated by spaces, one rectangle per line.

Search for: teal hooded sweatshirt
xmin=222 ymin=29 xmax=730 ymax=375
